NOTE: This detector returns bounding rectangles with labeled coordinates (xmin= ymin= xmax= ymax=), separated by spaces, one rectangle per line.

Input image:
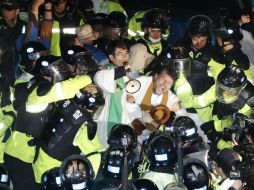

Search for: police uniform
xmin=91 ymin=0 xmax=126 ymax=15
xmin=140 ymin=132 xmax=178 ymax=190
xmin=33 ymin=99 xmax=103 ymax=183
xmin=174 ymin=43 xmax=225 ymax=121
xmin=136 ymin=37 xmax=168 ymax=57
xmin=220 ymin=43 xmax=254 ymax=83
xmin=128 ymin=11 xmax=146 ymax=39
xmin=50 ymin=11 xmax=82 ymax=56
xmin=214 ymin=17 xmax=254 ymax=83
xmin=0 ymin=104 xmax=15 ymax=164
xmin=199 ymin=66 xmax=254 ymax=150
xmin=4 ymin=75 xmax=92 ymax=189
xmin=132 ymin=8 xmax=169 ymax=58
xmin=0 ymin=75 xmax=15 ymax=164
xmin=128 ymin=10 xmax=170 ymax=41
xmin=0 ymin=15 xmax=26 ymax=85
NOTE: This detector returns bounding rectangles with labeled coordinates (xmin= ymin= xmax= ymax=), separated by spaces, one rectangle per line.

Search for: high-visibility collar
xmin=52 ymin=27 xmax=76 ymax=34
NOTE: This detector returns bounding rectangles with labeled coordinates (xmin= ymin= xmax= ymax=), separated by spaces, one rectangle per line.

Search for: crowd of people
xmin=0 ymin=0 xmax=254 ymax=189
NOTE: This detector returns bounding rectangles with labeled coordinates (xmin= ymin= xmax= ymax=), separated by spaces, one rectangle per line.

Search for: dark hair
xmin=106 ymin=40 xmax=129 ymax=56
xmin=156 ymin=64 xmax=177 ymax=82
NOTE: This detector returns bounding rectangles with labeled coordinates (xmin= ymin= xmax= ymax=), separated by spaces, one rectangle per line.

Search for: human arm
xmin=0 ymin=104 xmax=15 ymax=137
xmin=27 ymin=75 xmax=92 ymax=104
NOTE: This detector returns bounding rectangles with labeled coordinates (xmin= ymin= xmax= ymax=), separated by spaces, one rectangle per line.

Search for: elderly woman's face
xmin=153 ymin=71 xmax=174 ymax=95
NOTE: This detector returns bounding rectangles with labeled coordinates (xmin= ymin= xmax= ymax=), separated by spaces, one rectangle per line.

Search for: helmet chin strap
xmin=220 ymin=40 xmax=234 ymax=53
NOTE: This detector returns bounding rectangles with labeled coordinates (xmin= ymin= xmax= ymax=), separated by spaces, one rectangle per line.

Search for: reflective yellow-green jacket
xmin=4 ymin=75 xmax=92 ymax=163
xmin=128 ymin=11 xmax=146 ymax=39
xmin=231 ymin=60 xmax=254 ymax=83
xmin=174 ymin=58 xmax=225 ymax=121
xmin=33 ymin=125 xmax=103 ymax=183
xmin=0 ymin=104 xmax=15 ymax=163
xmin=215 ymin=104 xmax=252 ymax=150
xmin=106 ymin=0 xmax=126 ymax=15
xmin=128 ymin=10 xmax=170 ymax=40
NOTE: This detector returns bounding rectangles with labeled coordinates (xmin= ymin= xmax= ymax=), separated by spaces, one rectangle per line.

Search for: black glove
xmin=200 ymin=121 xmax=221 ymax=141
xmin=37 ymin=79 xmax=54 ymax=96
xmin=221 ymin=127 xmax=234 ymax=141
xmin=87 ymin=119 xmax=97 ymax=140
xmin=232 ymin=112 xmax=248 ymax=121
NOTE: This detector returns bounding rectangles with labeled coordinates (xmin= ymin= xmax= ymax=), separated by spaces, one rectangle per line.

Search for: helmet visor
xmin=215 ymin=82 xmax=243 ymax=104
xmin=76 ymin=85 xmax=105 ymax=120
xmin=173 ymin=58 xmax=191 ymax=78
xmin=27 ymin=49 xmax=52 ymax=61
xmin=105 ymin=27 xmax=127 ymax=40
xmin=48 ymin=59 xmax=74 ymax=82
xmin=65 ymin=159 xmax=88 ymax=180
xmin=73 ymin=52 xmax=98 ymax=75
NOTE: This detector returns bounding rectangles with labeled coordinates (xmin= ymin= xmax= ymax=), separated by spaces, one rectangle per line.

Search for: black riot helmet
xmin=102 ymin=146 xmax=134 ymax=180
xmin=107 ymin=124 xmax=137 ymax=150
xmin=41 ymin=167 xmax=64 ymax=190
xmin=187 ymin=15 xmax=213 ymax=37
xmin=0 ymin=165 xmax=10 ymax=187
xmin=19 ymin=41 xmax=51 ymax=74
xmin=216 ymin=65 xmax=247 ymax=104
xmin=74 ymin=84 xmax=105 ymax=119
xmin=105 ymin=11 xmax=128 ymax=40
xmin=147 ymin=132 xmax=177 ymax=170
xmin=106 ymin=11 xmax=128 ymax=29
xmin=141 ymin=8 xmax=169 ymax=33
xmin=171 ymin=116 xmax=198 ymax=141
xmin=183 ymin=159 xmax=210 ymax=190
xmin=88 ymin=13 xmax=107 ymax=26
xmin=214 ymin=18 xmax=243 ymax=42
xmin=163 ymin=46 xmax=191 ymax=78
xmin=60 ymin=155 xmax=94 ymax=190
xmin=133 ymin=179 xmax=159 ymax=190
xmin=34 ymin=55 xmax=74 ymax=83
xmin=216 ymin=148 xmax=241 ymax=177
xmin=62 ymin=45 xmax=98 ymax=75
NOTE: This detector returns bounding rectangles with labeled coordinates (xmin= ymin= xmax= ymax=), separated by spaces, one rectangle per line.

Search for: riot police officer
xmin=0 ymin=0 xmax=26 ymax=85
xmin=172 ymin=116 xmax=209 ymax=165
xmin=200 ymin=65 xmax=254 ymax=150
xmin=41 ymin=167 xmax=63 ymax=190
xmin=140 ymin=131 xmax=178 ymax=190
xmin=136 ymin=8 xmax=169 ymax=56
xmin=18 ymin=41 xmax=51 ymax=76
xmin=92 ymin=146 xmax=135 ymax=190
xmin=33 ymin=84 xmax=105 ymax=186
xmin=164 ymin=45 xmax=224 ymax=121
xmin=182 ymin=159 xmax=210 ymax=190
xmin=214 ymin=17 xmax=254 ymax=83
xmin=107 ymin=124 xmax=138 ymax=150
xmin=4 ymin=55 xmax=93 ymax=190
xmin=62 ymin=45 xmax=99 ymax=76
xmin=60 ymin=155 xmax=95 ymax=190
xmin=174 ymin=15 xmax=225 ymax=96
xmin=212 ymin=148 xmax=242 ymax=190
xmin=96 ymin=11 xmax=130 ymax=54
xmin=0 ymin=72 xmax=15 ymax=165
